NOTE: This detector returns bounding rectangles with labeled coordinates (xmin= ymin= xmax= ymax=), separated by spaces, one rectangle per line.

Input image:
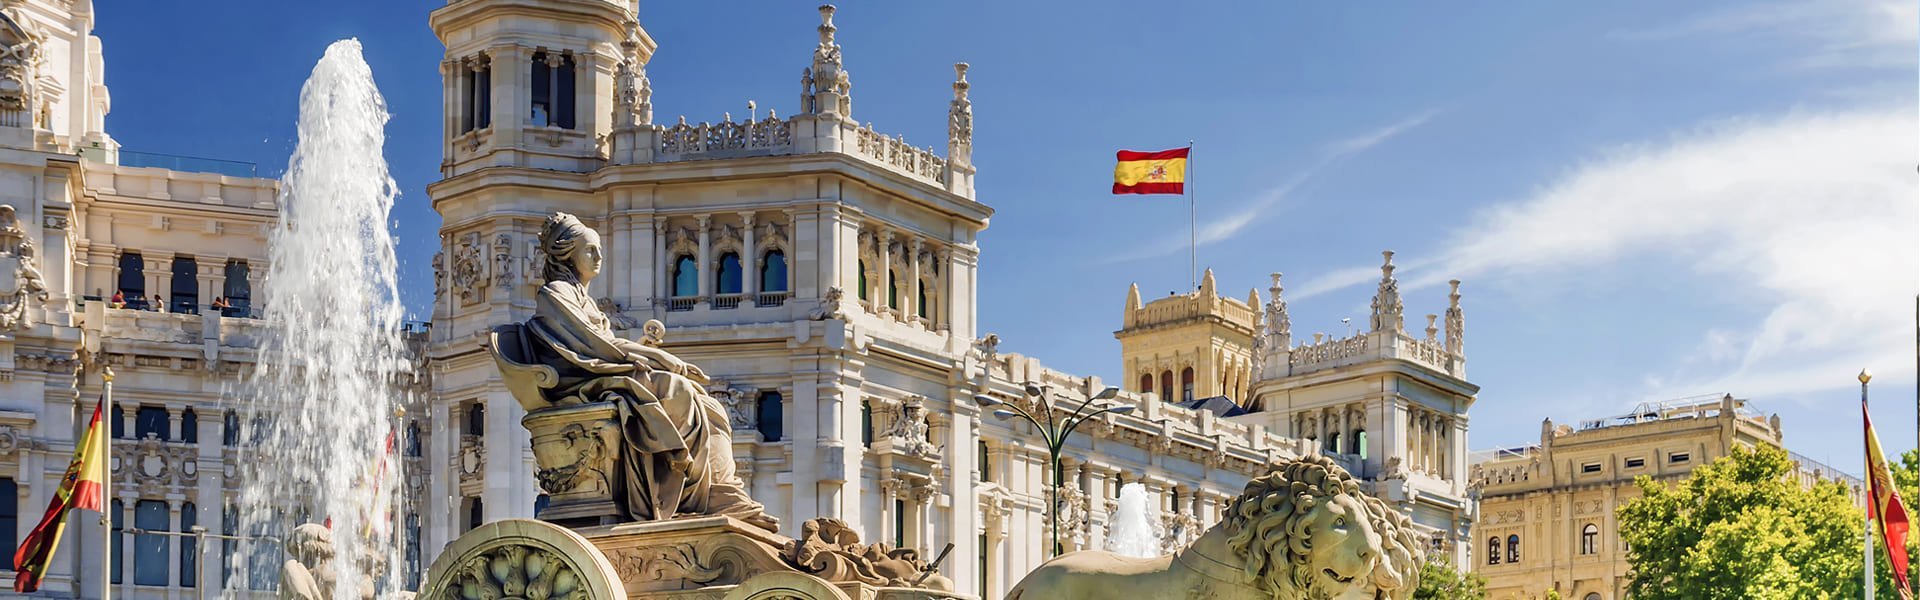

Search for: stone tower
xmin=1113 ymin=268 xmax=1260 ymax=404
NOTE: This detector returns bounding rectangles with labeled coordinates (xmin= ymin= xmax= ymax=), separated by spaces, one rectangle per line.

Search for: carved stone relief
xmin=450 ymin=232 xmax=485 ymax=305
xmin=0 ymin=206 xmax=46 ymax=330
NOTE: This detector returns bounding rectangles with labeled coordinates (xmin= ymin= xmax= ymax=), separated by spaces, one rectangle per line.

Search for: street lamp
xmin=972 ymin=383 xmax=1134 ymax=558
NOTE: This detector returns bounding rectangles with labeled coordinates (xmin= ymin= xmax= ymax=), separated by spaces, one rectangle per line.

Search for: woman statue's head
xmin=539 ymin=212 xmax=602 ymax=285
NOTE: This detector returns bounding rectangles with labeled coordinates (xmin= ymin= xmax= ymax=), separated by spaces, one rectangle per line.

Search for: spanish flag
xmin=1112 ymin=148 xmax=1189 ymax=195
xmin=13 ymin=398 xmax=109 ymax=592
xmin=1866 ymin=390 xmax=1914 ymax=598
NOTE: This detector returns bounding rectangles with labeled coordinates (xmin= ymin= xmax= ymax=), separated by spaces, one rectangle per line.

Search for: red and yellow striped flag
xmin=1866 ymin=396 xmax=1913 ymax=598
xmin=13 ymin=398 xmax=109 ymax=592
xmin=1112 ymin=148 xmax=1189 ymax=195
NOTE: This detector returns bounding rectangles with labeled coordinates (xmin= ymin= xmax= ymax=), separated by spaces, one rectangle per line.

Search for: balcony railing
xmin=754 ymin=291 xmax=791 ymax=307
xmin=118 ymin=150 xmax=260 ymax=178
xmin=666 ymin=297 xmax=697 ymax=312
xmin=712 ymin=294 xmax=743 ymax=310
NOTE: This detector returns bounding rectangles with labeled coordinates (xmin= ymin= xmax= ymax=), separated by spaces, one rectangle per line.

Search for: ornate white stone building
xmin=420 ymin=2 xmax=1479 ymax=598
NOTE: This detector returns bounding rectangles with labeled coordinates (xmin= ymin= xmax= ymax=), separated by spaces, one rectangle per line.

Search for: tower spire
xmin=948 ymin=62 xmax=972 ymax=167
xmin=806 ymin=5 xmax=852 ymax=118
xmin=1444 ymin=279 xmax=1464 ymax=355
xmin=1266 ymin=272 xmax=1291 ymax=350
xmin=1124 ymin=282 xmax=1141 ymax=327
xmin=612 ymin=19 xmax=651 ymax=128
xmin=1369 ymin=250 xmax=1404 ymax=333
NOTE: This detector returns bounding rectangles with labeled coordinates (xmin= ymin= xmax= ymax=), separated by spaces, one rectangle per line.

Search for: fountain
xmin=226 ymin=39 xmax=412 ymax=599
xmin=1103 ymin=483 xmax=1161 ymax=558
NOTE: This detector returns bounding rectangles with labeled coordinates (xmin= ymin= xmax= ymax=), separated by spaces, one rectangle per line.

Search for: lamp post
xmin=972 ymin=383 xmax=1134 ymax=558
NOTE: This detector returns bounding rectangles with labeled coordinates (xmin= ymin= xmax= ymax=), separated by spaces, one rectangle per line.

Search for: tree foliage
xmin=1617 ymin=444 xmax=1871 ymax=599
xmin=1414 ymin=557 xmax=1487 ymax=600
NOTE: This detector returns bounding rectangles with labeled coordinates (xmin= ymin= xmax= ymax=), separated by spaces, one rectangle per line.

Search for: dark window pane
xmin=466 ymin=402 xmax=485 ymax=437
xmin=466 ymin=498 xmax=485 ymax=531
xmin=672 ymin=255 xmax=697 ymax=297
xmin=223 ymin=411 xmax=239 ymax=447
xmin=112 ymin=405 xmax=126 ymax=439
xmin=136 ymin=406 xmax=169 ymax=441
xmin=916 ymin=280 xmax=928 ymax=318
xmin=405 ymin=421 xmax=422 ymax=457
xmin=857 ymin=261 xmax=868 ymax=301
xmin=180 ymin=503 xmax=197 ymax=587
xmin=716 ymin=253 xmax=742 ymax=294
xmin=111 ymin=500 xmax=123 ymax=583
xmin=860 ymin=401 xmax=872 ymax=447
xmin=555 ymin=55 xmax=576 ymax=129
xmin=223 ymin=260 xmax=251 ymax=316
xmin=134 ymin=499 xmax=169 ymax=585
xmin=118 ymin=253 xmax=146 ymax=306
xmin=761 ymin=250 xmax=788 ymax=292
xmin=181 ymin=408 xmax=198 ymax=444
xmin=171 ymin=256 xmax=199 ymax=313
xmin=531 ymin=52 xmax=552 ymax=126
xmin=756 ymin=392 xmax=784 ymax=442
xmin=0 ymin=478 xmax=14 ymax=568
xmin=887 ymin=271 xmax=898 ymax=309
xmin=1159 ymin=370 xmax=1173 ymax=402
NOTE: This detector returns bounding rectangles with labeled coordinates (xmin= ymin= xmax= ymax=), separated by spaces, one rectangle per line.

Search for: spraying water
xmin=1105 ymin=483 xmax=1162 ymax=558
xmin=228 ymin=39 xmax=411 ymax=597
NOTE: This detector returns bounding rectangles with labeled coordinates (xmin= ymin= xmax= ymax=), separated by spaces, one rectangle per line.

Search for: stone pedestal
xmin=423 ymin=517 xmax=974 ymax=600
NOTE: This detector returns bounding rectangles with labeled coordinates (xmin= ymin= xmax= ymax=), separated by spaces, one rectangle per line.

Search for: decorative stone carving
xmin=456 ymin=433 xmax=484 ymax=484
xmin=450 ymin=232 xmax=485 ymax=305
xmin=0 ymin=11 xmax=39 ymax=117
xmin=0 ymin=206 xmax=46 ymax=331
xmin=491 ymin=213 xmax=774 ymax=530
xmin=1368 ymin=250 xmax=1404 ymax=333
xmin=880 ymin=396 xmax=939 ymax=458
xmin=431 ymin=250 xmax=445 ymax=299
xmin=780 ymin=518 xmax=954 ymax=590
xmin=807 ymin=287 xmax=844 ymax=321
xmin=492 ymin=233 xmax=515 ymax=288
xmin=973 ymin=333 xmax=1000 ymax=363
xmin=1008 ymin=456 xmax=1422 ymax=600
xmin=708 ymin=380 xmax=757 ymax=432
xmin=420 ymin=519 xmax=622 ymax=600
xmin=947 ymin=63 xmax=972 ymax=166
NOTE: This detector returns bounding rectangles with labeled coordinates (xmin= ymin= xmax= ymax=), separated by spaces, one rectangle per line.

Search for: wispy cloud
xmin=1610 ymin=0 xmax=1918 ymax=70
xmin=1102 ymin=110 xmax=1439 ymax=263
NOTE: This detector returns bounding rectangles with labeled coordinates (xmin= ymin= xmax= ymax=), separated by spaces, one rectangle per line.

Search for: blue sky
xmin=96 ymin=1 xmax=1916 ymax=474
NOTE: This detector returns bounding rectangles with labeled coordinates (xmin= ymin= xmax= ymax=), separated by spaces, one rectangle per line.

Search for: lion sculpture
xmin=1007 ymin=456 xmax=1422 ymax=600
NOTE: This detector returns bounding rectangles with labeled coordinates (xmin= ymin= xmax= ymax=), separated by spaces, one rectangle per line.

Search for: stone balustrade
xmin=82 ymin=159 xmax=278 ymax=209
xmin=1287 ymin=330 xmax=1463 ymax=378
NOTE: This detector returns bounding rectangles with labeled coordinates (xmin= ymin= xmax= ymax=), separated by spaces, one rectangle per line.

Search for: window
xmin=460 ymin=59 xmax=492 ymax=133
xmin=756 ymin=392 xmax=784 ymax=442
xmin=466 ymin=497 xmax=485 ymax=531
xmin=1159 ymin=370 xmax=1173 ymax=401
xmin=118 ymin=252 xmax=146 ymax=309
xmin=223 ymin=411 xmax=239 ymax=447
xmin=1325 ymin=432 xmax=1340 ymax=454
xmin=136 ymin=406 xmax=169 ymax=441
xmin=1180 ymin=367 xmax=1195 ymax=402
xmin=893 ymin=498 xmax=906 ymax=547
xmin=1355 ymin=430 xmax=1369 ymax=460
xmin=134 ymin=499 xmax=169 ymax=585
xmin=534 ymin=494 xmax=551 ymax=516
xmin=170 ymin=255 xmax=198 ymax=313
xmin=760 ymin=250 xmax=788 ymax=293
xmin=978 ymin=533 xmax=989 ymax=595
xmin=1580 ymin=523 xmax=1598 ymax=555
xmin=405 ymin=421 xmax=423 ymax=457
xmin=1138 ymin=373 xmax=1153 ymax=394
xmin=111 ymin=499 xmax=123 ymax=583
xmin=887 ymin=270 xmax=899 ymax=309
xmin=465 ymin=402 xmax=485 ymax=437
xmin=249 ymin=415 xmax=269 ymax=446
xmin=0 ymin=478 xmax=13 ymax=567
xmin=860 ymin=400 xmax=873 ymax=447
xmin=181 ymin=408 xmax=198 ymax=443
xmin=529 ymin=50 xmax=576 ymax=129
xmin=112 ymin=404 xmax=126 ymax=439
xmin=405 ymin=513 xmax=423 ymax=588
xmin=180 ymin=502 xmax=197 ymax=588
xmin=1625 ymin=457 xmax=1645 ymax=469
xmin=716 ymin=252 xmax=743 ymax=294
xmin=672 ymin=255 xmax=697 ymax=297
xmin=223 ymin=260 xmax=251 ymax=316
xmin=978 ymin=440 xmax=991 ymax=482
xmin=221 ymin=504 xmax=236 ymax=585
xmin=1486 ymin=537 xmax=1500 ymax=565
xmin=916 ymin=280 xmax=929 ymax=319
xmin=1581 ymin=462 xmax=1601 ymax=474
xmin=1507 ymin=534 xmax=1519 ymax=563
xmin=857 ymin=260 xmax=869 ymax=301
xmin=1669 ymin=452 xmax=1691 ymax=464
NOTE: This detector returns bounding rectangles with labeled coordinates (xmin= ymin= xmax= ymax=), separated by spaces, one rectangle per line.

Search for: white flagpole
xmin=1865 ymin=369 xmax=1876 ymax=599
xmin=101 ymin=366 xmax=113 ymax=600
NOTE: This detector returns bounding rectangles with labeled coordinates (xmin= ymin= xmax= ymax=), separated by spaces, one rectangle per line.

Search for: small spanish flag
xmin=1113 ymin=148 xmax=1189 ymax=195
xmin=14 ymin=397 xmax=109 ymax=592
xmin=1865 ymin=382 xmax=1914 ymax=598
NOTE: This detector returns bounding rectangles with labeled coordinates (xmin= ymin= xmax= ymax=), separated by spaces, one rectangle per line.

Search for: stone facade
xmin=1468 ymin=395 xmax=1862 ymax=600
xmin=1115 ymin=268 xmax=1259 ymax=404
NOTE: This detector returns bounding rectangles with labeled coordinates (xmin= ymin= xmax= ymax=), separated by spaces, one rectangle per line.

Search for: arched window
xmin=1326 ymin=432 xmax=1340 ymax=454
xmin=1486 ymin=537 xmax=1500 ymax=565
xmin=224 ymin=259 xmax=251 ymax=316
xmin=1507 ymin=534 xmax=1519 ymax=563
xmin=1354 ymin=429 xmax=1368 ymax=460
xmin=1159 ymin=370 xmax=1173 ymax=401
xmin=761 ymin=250 xmax=788 ymax=293
xmin=223 ymin=411 xmax=239 ymax=447
xmin=887 ymin=270 xmax=900 ymax=310
xmin=672 ymin=255 xmax=698 ymax=297
xmin=857 ymin=260 xmax=869 ymax=301
xmin=1580 ymin=523 xmax=1598 ymax=555
xmin=180 ymin=502 xmax=198 ymax=588
xmin=133 ymin=499 xmax=169 ymax=585
xmin=715 ymin=252 xmax=743 ymax=294
xmin=756 ymin=392 xmax=784 ymax=442
xmin=466 ymin=497 xmax=485 ymax=531
xmin=181 ymin=408 xmax=198 ymax=444
xmin=170 ymin=255 xmax=198 ymax=313
xmin=916 ymin=279 xmax=930 ymax=319
xmin=1138 ymin=373 xmax=1153 ymax=394
xmin=1180 ymin=367 xmax=1195 ymax=402
xmin=466 ymin=402 xmax=486 ymax=436
xmin=117 ymin=252 xmax=146 ymax=309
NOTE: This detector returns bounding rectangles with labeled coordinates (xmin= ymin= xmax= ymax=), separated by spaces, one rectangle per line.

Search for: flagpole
xmin=100 ymin=366 xmax=112 ymax=600
xmin=1187 ymin=140 xmax=1196 ymax=292
xmin=1866 ymin=368 xmax=1876 ymax=600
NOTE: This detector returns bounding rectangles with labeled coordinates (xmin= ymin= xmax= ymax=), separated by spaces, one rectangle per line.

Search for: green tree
xmin=1617 ymin=444 xmax=1870 ymax=599
xmin=1413 ymin=557 xmax=1487 ymax=600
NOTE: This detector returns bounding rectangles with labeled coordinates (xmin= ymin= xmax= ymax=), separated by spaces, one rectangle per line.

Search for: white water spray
xmin=228 ymin=39 xmax=412 ymax=597
xmin=1105 ymin=483 xmax=1162 ymax=558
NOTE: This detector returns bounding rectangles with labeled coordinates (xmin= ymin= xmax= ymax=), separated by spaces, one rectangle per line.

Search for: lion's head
xmin=1222 ymin=456 xmax=1422 ymax=600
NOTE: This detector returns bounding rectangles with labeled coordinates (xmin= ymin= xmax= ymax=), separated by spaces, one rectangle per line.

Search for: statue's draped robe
xmin=528 ymin=280 xmax=769 ymax=526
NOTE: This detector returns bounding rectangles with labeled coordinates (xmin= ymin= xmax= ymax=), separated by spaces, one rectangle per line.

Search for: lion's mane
xmin=1220 ymin=455 xmax=1421 ymax=600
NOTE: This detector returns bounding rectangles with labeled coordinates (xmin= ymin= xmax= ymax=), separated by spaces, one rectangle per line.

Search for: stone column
xmin=695 ymin=216 xmax=712 ymax=302
xmin=503 ymin=46 xmax=535 ymax=147
xmin=655 ymin=219 xmax=670 ymax=301
xmin=946 ymin=400 xmax=979 ymax=594
xmin=906 ymin=238 xmax=922 ymax=323
xmin=741 ymin=212 xmax=758 ymax=297
xmin=877 ymin=230 xmax=893 ymax=318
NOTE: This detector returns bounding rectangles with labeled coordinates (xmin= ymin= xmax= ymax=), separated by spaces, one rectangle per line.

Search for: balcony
xmin=116 ymin=150 xmax=260 ymax=179
xmin=666 ymin=297 xmax=697 ymax=312
xmin=712 ymin=294 xmax=743 ymax=310
xmin=754 ymin=291 xmax=791 ymax=307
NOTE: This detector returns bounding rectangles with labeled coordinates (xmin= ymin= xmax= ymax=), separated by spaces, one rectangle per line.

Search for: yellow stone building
xmin=1115 ymin=268 xmax=1259 ymax=404
xmin=1468 ymin=395 xmax=1862 ymax=600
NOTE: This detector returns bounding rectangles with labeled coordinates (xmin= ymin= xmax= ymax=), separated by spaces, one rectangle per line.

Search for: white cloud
xmin=1102 ymin=110 xmax=1438 ymax=263
xmin=1612 ymin=0 xmax=1918 ymax=71
xmin=1385 ymin=107 xmax=1917 ymax=399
